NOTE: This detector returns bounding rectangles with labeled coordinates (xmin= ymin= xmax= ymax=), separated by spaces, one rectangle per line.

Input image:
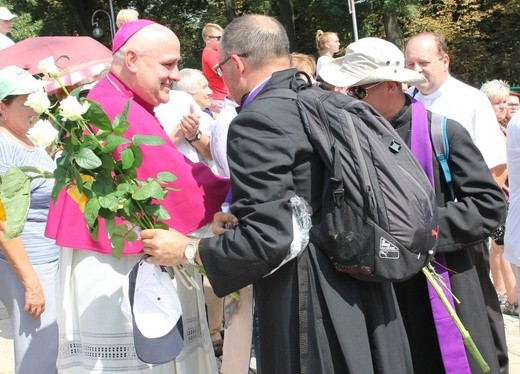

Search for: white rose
xmin=37 ymin=56 xmax=59 ymax=77
xmin=27 ymin=119 xmax=59 ymax=149
xmin=24 ymin=89 xmax=51 ymax=115
xmin=59 ymin=96 xmax=90 ymax=121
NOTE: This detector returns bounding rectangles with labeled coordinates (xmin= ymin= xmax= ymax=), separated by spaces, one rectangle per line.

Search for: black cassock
xmin=200 ymin=70 xmax=413 ymax=373
xmin=391 ymin=99 xmax=507 ymax=373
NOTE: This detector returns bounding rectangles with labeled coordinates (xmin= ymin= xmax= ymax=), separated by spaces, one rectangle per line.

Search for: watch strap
xmin=187 ymin=130 xmax=202 ymax=144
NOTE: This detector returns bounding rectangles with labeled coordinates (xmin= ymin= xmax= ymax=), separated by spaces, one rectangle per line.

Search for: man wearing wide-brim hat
xmin=0 ymin=7 xmax=17 ymax=51
xmin=321 ymin=36 xmax=507 ymax=373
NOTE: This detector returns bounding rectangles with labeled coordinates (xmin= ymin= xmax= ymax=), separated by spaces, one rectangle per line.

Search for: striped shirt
xmin=0 ymin=133 xmax=58 ymax=264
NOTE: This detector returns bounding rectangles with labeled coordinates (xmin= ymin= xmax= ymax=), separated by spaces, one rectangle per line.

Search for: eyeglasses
xmin=347 ymin=82 xmax=383 ymax=100
xmin=213 ymin=53 xmax=248 ymax=77
xmin=508 ymin=103 xmax=520 ymax=108
xmin=207 ymin=35 xmax=222 ymax=41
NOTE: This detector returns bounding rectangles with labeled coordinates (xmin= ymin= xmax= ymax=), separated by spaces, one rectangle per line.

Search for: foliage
xmin=405 ymin=0 xmax=520 ymax=86
xmin=5 ymin=0 xmax=520 ymax=89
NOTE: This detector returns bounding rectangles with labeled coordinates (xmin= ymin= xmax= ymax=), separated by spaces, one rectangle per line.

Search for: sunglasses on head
xmin=207 ymin=35 xmax=222 ymax=41
xmin=347 ymin=82 xmax=383 ymax=100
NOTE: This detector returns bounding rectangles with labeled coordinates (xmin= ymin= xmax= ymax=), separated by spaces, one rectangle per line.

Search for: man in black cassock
xmin=320 ymin=37 xmax=507 ymax=373
xmin=141 ymin=15 xmax=415 ymax=373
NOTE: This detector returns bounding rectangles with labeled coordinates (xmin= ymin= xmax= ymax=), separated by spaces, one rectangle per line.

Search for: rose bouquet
xmin=0 ymin=56 xmax=174 ymax=258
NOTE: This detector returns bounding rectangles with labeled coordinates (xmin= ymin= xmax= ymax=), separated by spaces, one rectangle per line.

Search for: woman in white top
xmin=315 ymin=30 xmax=340 ymax=77
xmin=481 ymin=79 xmax=518 ymax=316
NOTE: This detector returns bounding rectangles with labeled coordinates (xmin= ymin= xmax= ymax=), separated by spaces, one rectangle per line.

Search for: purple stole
xmin=410 ymin=99 xmax=471 ymax=373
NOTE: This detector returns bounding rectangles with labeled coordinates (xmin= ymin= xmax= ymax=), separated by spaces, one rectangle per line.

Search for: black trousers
xmin=472 ymin=240 xmax=509 ymax=374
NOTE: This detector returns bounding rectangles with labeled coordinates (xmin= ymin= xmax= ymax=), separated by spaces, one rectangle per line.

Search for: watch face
xmin=186 ymin=243 xmax=197 ymax=259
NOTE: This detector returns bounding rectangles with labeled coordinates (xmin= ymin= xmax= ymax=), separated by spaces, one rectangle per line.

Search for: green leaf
xmin=84 ymin=198 xmax=101 ymax=227
xmin=116 ymin=183 xmax=135 ymax=194
xmin=112 ymin=101 xmax=131 ymax=136
xmin=83 ymin=100 xmax=112 ymax=131
xmin=103 ymin=135 xmax=130 ymax=153
xmin=73 ymin=168 xmax=84 ymax=194
xmin=110 ymin=234 xmax=125 ymax=259
xmin=113 ymin=223 xmax=129 ymax=235
xmin=105 ymin=218 xmax=115 ymax=233
xmin=153 ymin=221 xmax=169 ymax=230
xmin=157 ymin=171 xmax=177 ymax=183
xmin=144 ymin=204 xmax=171 ymax=221
xmin=122 ymin=198 xmax=138 ymax=218
xmin=91 ymin=172 xmax=115 ymax=195
xmin=1 ymin=167 xmax=31 ymax=239
xmin=74 ymin=148 xmax=102 ymax=170
xmin=99 ymin=153 xmax=115 ymax=171
xmin=132 ymin=135 xmax=165 ymax=146
xmin=88 ymin=220 xmax=99 ymax=241
xmin=95 ymin=129 xmax=110 ymax=141
xmin=98 ymin=194 xmax=119 ymax=212
xmin=51 ymin=181 xmax=63 ymax=202
xmin=121 ymin=148 xmax=135 ymax=170
xmin=130 ymin=145 xmax=143 ymax=168
xmin=98 ymin=207 xmax=117 ymax=220
xmin=124 ymin=230 xmax=138 ymax=242
xmin=132 ymin=180 xmax=166 ymax=201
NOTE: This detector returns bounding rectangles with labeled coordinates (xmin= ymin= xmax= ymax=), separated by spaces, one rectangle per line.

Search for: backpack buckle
xmin=331 ymin=177 xmax=344 ymax=204
xmin=388 ymin=140 xmax=402 ymax=154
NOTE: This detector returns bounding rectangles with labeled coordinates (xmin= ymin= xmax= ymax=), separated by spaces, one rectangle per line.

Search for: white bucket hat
xmin=319 ymin=37 xmax=426 ymax=88
xmin=0 ymin=7 xmax=17 ymax=21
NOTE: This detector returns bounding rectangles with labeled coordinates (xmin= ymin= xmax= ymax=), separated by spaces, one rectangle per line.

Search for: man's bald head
xmin=111 ymin=22 xmax=181 ymax=107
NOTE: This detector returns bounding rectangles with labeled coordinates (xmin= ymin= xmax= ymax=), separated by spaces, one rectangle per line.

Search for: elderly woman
xmin=481 ymin=79 xmax=518 ymax=316
xmin=0 ymin=66 xmax=59 ymax=373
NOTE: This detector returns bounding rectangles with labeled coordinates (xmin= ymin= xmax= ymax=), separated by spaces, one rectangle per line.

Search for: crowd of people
xmin=0 ymin=6 xmax=518 ymax=374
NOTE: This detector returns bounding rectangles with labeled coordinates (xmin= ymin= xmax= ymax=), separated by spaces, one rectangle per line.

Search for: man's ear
xmin=125 ymin=50 xmax=140 ymax=73
xmin=231 ymin=54 xmax=246 ymax=76
xmin=441 ymin=53 xmax=450 ymax=72
xmin=387 ymin=81 xmax=400 ymax=93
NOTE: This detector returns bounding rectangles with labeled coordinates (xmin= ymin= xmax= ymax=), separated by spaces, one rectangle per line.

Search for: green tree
xmin=4 ymin=0 xmax=520 ymax=87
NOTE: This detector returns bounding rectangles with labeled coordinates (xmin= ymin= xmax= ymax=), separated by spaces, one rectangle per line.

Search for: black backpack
xmin=266 ymin=85 xmax=438 ymax=282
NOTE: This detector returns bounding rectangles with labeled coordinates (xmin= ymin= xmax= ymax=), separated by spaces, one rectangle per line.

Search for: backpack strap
xmin=430 ymin=112 xmax=455 ymax=200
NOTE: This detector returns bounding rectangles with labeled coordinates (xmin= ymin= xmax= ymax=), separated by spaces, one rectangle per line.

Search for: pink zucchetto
xmin=112 ymin=19 xmax=156 ymax=53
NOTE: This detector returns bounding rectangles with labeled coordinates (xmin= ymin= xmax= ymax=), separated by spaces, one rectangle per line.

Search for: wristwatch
xmin=184 ymin=240 xmax=198 ymax=265
xmin=187 ymin=130 xmax=202 ymax=143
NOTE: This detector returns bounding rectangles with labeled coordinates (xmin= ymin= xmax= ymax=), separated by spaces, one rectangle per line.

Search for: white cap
xmin=0 ymin=7 xmax=17 ymax=21
xmin=122 ymin=259 xmax=184 ymax=364
xmin=0 ymin=65 xmax=45 ymax=100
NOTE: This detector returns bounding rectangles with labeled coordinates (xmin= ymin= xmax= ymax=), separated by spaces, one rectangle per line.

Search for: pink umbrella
xmin=0 ymin=36 xmax=112 ymax=91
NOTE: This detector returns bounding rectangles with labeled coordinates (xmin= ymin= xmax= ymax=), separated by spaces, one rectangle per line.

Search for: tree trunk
xmin=224 ymin=0 xmax=236 ymax=23
xmin=383 ymin=12 xmax=403 ymax=49
xmin=277 ymin=0 xmax=297 ymax=51
xmin=63 ymin=0 xmax=90 ymax=35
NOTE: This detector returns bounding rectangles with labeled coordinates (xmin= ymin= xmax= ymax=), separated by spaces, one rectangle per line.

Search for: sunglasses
xmin=213 ymin=53 xmax=248 ymax=77
xmin=207 ymin=35 xmax=222 ymax=41
xmin=347 ymin=82 xmax=383 ymax=100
